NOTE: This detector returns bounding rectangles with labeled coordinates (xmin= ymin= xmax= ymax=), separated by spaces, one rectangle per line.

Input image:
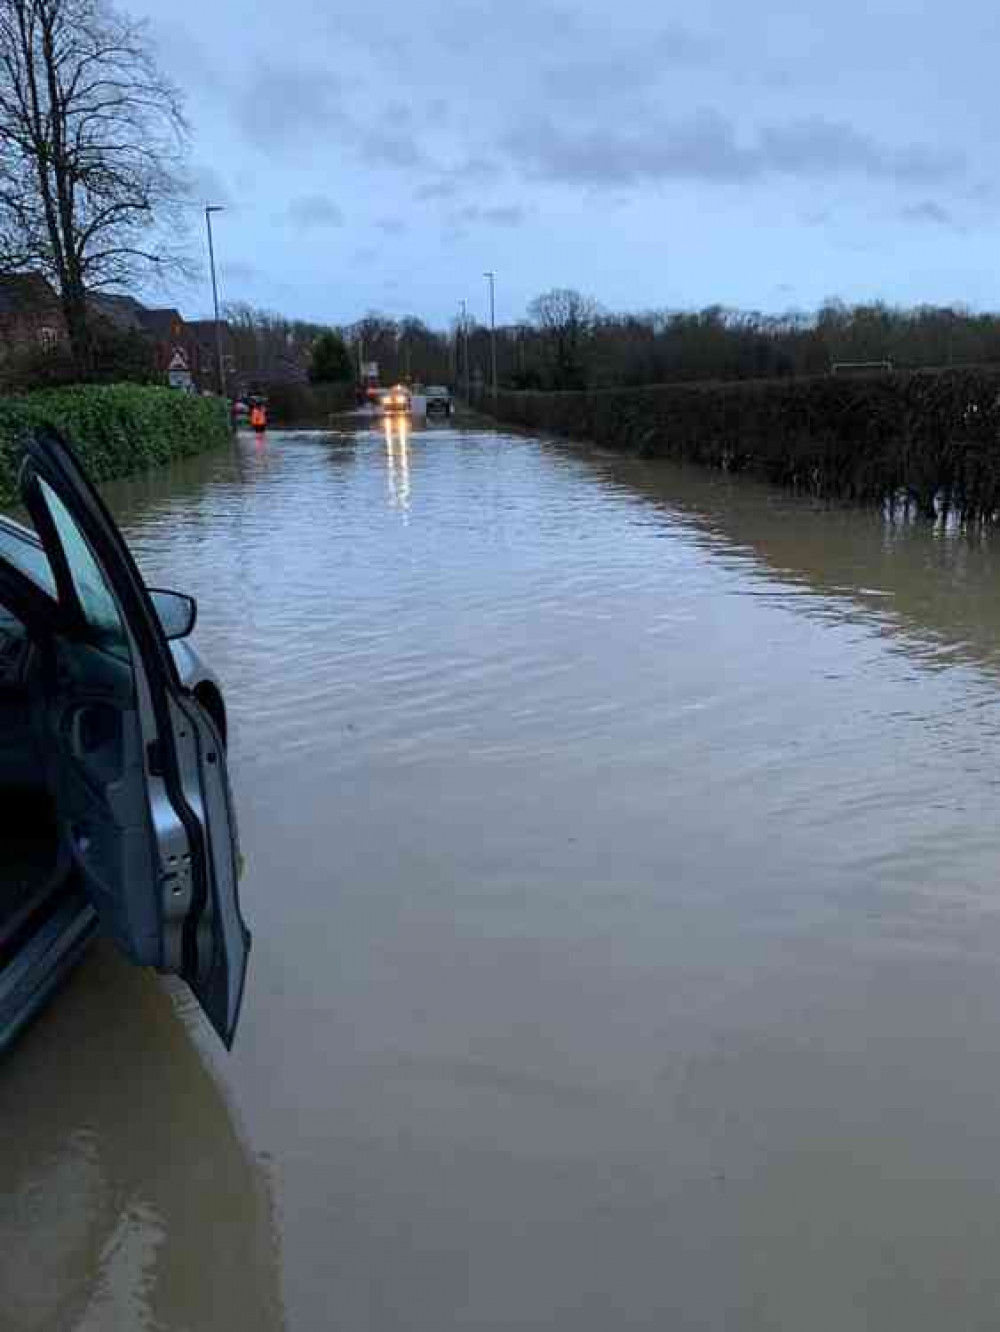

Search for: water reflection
xmin=383 ymin=414 xmax=411 ymax=513
xmin=0 ymin=946 xmax=284 ymax=1332
xmin=575 ymin=446 xmax=1000 ymax=675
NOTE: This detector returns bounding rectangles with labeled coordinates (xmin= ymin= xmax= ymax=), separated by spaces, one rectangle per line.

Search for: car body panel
xmin=0 ymin=895 xmax=97 ymax=1051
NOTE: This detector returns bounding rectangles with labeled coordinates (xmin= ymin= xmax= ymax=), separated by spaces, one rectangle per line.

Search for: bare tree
xmin=527 ymin=288 xmax=600 ymax=389
xmin=0 ymin=0 xmax=189 ymax=376
xmin=224 ymin=302 xmax=334 ymax=387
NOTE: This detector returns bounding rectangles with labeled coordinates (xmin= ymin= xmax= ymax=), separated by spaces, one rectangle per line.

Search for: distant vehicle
xmin=381 ymin=386 xmax=411 ymax=415
xmin=424 ymin=386 xmax=453 ymax=418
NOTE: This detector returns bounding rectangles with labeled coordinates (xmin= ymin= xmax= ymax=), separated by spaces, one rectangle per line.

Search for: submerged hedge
xmin=263 ymin=380 xmax=355 ymax=424
xmin=0 ymin=384 xmax=230 ymax=504
xmin=488 ymin=368 xmax=1000 ymax=520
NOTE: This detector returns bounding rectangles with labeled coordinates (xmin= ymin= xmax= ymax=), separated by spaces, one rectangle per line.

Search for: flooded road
xmin=7 ymin=417 xmax=1000 ymax=1329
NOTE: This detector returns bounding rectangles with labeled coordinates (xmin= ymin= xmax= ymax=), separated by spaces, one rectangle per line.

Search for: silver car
xmin=0 ymin=428 xmax=250 ymax=1051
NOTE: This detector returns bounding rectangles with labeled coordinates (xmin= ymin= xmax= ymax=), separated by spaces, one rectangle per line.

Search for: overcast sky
xmin=130 ymin=0 xmax=1000 ymax=328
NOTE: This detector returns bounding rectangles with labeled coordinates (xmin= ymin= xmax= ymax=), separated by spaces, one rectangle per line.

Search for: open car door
xmin=19 ymin=428 xmax=250 ymax=1047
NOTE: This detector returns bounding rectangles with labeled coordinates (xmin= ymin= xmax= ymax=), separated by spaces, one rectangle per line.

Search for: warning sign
xmin=167 ymin=346 xmax=194 ymax=392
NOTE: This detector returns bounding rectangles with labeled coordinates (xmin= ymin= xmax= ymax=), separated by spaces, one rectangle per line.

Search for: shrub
xmin=264 ymin=381 xmax=355 ymax=423
xmin=0 ymin=327 xmax=159 ymax=395
xmin=0 ymin=384 xmax=230 ymax=504
xmin=308 ymin=330 xmax=353 ymax=384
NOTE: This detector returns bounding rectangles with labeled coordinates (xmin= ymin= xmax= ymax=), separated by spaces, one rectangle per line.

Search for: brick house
xmin=182 ymin=318 xmax=234 ymax=393
xmin=0 ymin=274 xmax=66 ymax=362
xmin=4 ymin=278 xmax=237 ymax=393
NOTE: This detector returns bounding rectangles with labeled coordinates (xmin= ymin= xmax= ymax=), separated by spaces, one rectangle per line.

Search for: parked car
xmin=0 ymin=428 xmax=250 ymax=1053
xmin=424 ymin=386 xmax=453 ymax=418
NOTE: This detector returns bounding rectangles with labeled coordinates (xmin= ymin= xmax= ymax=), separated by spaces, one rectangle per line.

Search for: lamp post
xmin=204 ymin=205 xmax=226 ymax=397
xmin=484 ymin=270 xmax=497 ymax=398
xmin=459 ymin=299 xmax=470 ymax=403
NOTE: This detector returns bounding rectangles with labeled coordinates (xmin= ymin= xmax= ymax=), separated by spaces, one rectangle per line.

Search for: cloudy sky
xmin=131 ymin=0 xmax=1000 ymax=329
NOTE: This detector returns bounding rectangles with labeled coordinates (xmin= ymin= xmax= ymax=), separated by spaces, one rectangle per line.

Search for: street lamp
xmin=459 ymin=298 xmax=471 ymax=404
xmin=204 ymin=205 xmax=226 ymax=397
xmin=483 ymin=270 xmax=497 ymax=398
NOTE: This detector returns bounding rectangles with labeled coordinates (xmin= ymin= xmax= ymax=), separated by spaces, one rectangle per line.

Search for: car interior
xmin=0 ymin=598 xmax=66 ymax=941
xmin=0 ymin=556 xmax=178 ymax=985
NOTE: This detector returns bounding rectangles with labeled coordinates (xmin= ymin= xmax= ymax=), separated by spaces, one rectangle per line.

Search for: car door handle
xmin=68 ymin=702 xmax=121 ymax=761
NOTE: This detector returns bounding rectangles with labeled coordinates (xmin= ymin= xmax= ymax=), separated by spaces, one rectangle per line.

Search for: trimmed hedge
xmin=0 ymin=384 xmax=230 ymax=504
xmin=486 ymin=369 xmax=1000 ymax=520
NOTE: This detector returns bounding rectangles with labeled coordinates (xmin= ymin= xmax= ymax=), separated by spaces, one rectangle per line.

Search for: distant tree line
xmin=321 ymin=294 xmax=1000 ymax=398
xmin=213 ymin=293 xmax=1000 ymax=403
xmin=460 ymin=294 xmax=1000 ymax=394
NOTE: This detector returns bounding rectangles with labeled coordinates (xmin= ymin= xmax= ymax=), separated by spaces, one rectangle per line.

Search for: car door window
xmin=37 ymin=478 xmax=128 ymax=657
xmin=0 ymin=522 xmax=57 ymax=597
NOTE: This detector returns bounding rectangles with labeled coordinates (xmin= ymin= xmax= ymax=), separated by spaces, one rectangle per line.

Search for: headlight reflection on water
xmin=383 ymin=413 xmax=411 ymax=513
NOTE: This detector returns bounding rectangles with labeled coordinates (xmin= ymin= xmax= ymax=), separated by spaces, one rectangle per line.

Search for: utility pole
xmin=484 ymin=270 xmax=497 ymax=398
xmin=460 ymin=298 xmax=471 ymax=403
xmin=205 ymin=205 xmax=226 ymax=397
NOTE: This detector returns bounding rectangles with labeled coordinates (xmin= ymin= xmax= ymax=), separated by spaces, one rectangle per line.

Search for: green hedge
xmin=0 ymin=384 xmax=230 ymax=504
xmin=486 ymin=369 xmax=1000 ymax=520
xmin=262 ymin=381 xmax=355 ymax=424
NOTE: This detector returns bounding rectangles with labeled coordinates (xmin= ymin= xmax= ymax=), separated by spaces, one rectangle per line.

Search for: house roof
xmin=88 ymin=292 xmax=149 ymax=332
xmin=185 ymin=318 xmax=232 ymax=338
xmin=137 ymin=307 xmax=184 ymax=338
xmin=0 ymin=273 xmax=60 ymax=316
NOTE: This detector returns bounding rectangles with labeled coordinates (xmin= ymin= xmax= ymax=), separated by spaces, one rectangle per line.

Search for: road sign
xmin=167 ymin=346 xmax=193 ymax=391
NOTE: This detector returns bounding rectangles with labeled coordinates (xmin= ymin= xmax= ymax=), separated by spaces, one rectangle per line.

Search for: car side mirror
xmin=149 ymin=588 xmax=198 ymax=641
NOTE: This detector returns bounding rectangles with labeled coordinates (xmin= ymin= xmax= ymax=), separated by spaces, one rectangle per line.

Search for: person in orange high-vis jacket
xmin=250 ymin=402 xmax=267 ymax=432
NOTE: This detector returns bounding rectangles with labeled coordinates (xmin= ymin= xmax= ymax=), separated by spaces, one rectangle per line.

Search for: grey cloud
xmin=505 ymin=110 xmax=965 ymax=188
xmin=760 ymin=119 xmax=964 ymax=183
xmin=287 ymin=194 xmax=345 ymax=228
xmin=653 ymin=22 xmax=715 ymax=65
xmin=415 ymin=157 xmax=501 ymax=202
xmin=220 ymin=260 xmax=261 ymax=285
xmin=147 ymin=19 xmax=224 ymax=97
xmin=542 ymin=57 xmax=658 ymax=102
xmin=417 ymin=178 xmax=462 ymax=202
xmin=434 ymin=0 xmax=581 ymax=55
xmin=236 ymin=62 xmax=352 ymax=151
xmin=451 ymin=204 xmax=527 ymax=227
xmin=900 ymin=200 xmax=954 ymax=226
xmin=543 ymin=23 xmax=714 ymax=102
xmin=507 ymin=110 xmax=753 ymax=185
xmin=183 ymin=162 xmax=235 ymax=208
xmin=361 ymin=127 xmax=425 ymax=169
xmin=231 ymin=61 xmax=433 ymax=176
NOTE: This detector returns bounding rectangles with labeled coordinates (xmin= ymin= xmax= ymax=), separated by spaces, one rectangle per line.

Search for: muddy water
xmin=6 ymin=417 xmax=1000 ymax=1329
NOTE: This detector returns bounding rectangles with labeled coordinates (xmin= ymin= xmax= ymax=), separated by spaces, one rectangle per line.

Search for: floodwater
xmin=6 ymin=416 xmax=1000 ymax=1329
